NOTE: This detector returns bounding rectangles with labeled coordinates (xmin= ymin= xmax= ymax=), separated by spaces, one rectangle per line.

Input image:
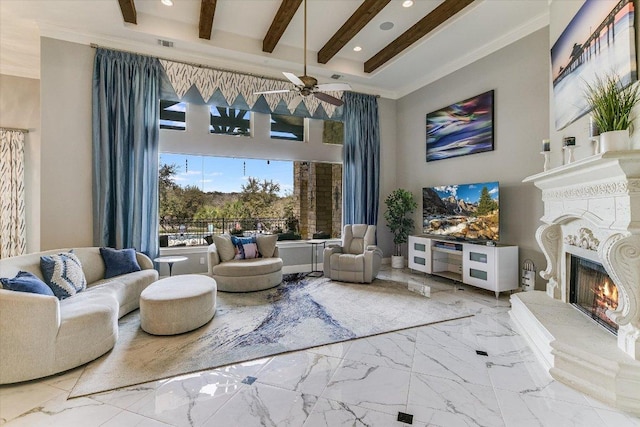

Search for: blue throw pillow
xmin=0 ymin=271 xmax=55 ymax=296
xmin=40 ymin=251 xmax=87 ymax=300
xmin=100 ymin=247 xmax=141 ymax=279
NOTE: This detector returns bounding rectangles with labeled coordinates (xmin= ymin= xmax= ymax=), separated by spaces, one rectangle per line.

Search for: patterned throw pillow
xmin=0 ymin=271 xmax=55 ymax=296
xmin=40 ymin=251 xmax=87 ymax=300
xmin=100 ymin=247 xmax=141 ymax=279
xmin=231 ymin=236 xmax=260 ymax=260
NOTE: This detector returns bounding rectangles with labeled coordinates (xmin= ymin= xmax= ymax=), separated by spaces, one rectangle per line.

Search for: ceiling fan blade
xmin=283 ymin=72 xmax=304 ymax=86
xmin=288 ymin=96 xmax=302 ymax=111
xmin=254 ymin=89 xmax=292 ymax=95
xmin=315 ymin=83 xmax=352 ymax=92
xmin=313 ymin=92 xmax=344 ymax=107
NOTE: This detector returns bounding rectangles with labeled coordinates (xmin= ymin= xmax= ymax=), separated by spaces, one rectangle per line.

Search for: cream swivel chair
xmin=323 ymin=224 xmax=383 ymax=283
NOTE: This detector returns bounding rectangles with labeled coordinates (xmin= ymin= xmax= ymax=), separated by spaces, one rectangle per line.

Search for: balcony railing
xmin=159 ymin=217 xmax=290 ymax=247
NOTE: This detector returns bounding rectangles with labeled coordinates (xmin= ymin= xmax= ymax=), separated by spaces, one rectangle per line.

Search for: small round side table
xmin=153 ymin=256 xmax=188 ymax=276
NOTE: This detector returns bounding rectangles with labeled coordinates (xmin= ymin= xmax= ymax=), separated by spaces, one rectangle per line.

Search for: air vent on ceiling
xmin=157 ymin=39 xmax=174 ymax=48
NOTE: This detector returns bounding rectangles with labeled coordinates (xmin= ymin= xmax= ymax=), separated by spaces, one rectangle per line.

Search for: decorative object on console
xmin=584 ymin=72 xmax=640 ymax=152
xmin=542 ymin=138 xmax=550 ymax=152
xmin=426 ymin=90 xmax=494 ymax=162
xmin=540 ymin=151 xmax=551 ymax=171
xmin=384 ymin=189 xmax=417 ymax=268
xmin=541 ymin=139 xmax=551 ymax=171
xmin=563 ymin=144 xmax=577 ymax=164
xmin=551 ymin=0 xmax=637 ymax=130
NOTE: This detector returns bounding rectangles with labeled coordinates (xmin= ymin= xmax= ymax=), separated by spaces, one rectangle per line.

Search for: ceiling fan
xmin=255 ymin=0 xmax=351 ymax=107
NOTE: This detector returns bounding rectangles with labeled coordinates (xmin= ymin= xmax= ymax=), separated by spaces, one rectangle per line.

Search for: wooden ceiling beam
xmin=317 ymin=0 xmax=391 ymax=64
xmin=199 ymin=0 xmax=217 ymax=40
xmin=117 ymin=0 xmax=137 ymax=24
xmin=263 ymin=0 xmax=303 ymax=53
xmin=364 ymin=0 xmax=475 ymax=73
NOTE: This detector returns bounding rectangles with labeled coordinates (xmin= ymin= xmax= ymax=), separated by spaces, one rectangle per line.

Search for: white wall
xmin=40 ymin=38 xmax=94 ymax=250
xmin=0 ymin=74 xmax=40 ymax=253
xmin=395 ymin=28 xmax=551 ymax=289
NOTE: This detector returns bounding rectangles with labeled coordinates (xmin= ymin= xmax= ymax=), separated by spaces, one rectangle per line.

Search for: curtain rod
xmin=0 ymin=127 xmax=29 ymax=134
xmin=89 ymin=43 xmax=286 ymax=82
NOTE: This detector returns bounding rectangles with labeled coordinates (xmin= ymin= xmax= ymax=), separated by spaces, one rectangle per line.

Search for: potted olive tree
xmin=384 ymin=189 xmax=418 ymax=268
xmin=584 ymin=73 xmax=640 ymax=152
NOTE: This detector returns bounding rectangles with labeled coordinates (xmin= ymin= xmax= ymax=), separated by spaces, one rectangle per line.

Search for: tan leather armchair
xmin=323 ymin=224 xmax=383 ymax=283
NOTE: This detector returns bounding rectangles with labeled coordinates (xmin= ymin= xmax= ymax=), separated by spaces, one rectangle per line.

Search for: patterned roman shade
xmin=160 ymin=60 xmax=343 ymax=120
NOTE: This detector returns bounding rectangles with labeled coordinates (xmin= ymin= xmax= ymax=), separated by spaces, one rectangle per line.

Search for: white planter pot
xmin=599 ymin=130 xmax=630 ymax=153
xmin=391 ymin=255 xmax=404 ymax=269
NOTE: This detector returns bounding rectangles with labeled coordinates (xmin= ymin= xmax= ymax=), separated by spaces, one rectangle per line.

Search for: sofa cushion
xmin=212 ymin=257 xmax=283 ymax=277
xmin=213 ymin=234 xmax=236 ymax=262
xmin=231 ymin=236 xmax=259 ymax=260
xmin=0 ymin=271 xmax=55 ymax=296
xmin=256 ymin=234 xmax=278 ymax=258
xmin=40 ymin=251 xmax=87 ymax=299
xmin=99 ymin=247 xmax=142 ymax=279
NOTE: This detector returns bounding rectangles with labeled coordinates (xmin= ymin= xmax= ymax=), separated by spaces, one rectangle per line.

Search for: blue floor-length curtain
xmin=343 ymin=92 xmax=380 ymax=226
xmin=93 ymin=49 xmax=161 ymax=258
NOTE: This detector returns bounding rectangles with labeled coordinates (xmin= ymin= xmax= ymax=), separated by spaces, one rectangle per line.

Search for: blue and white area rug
xmin=70 ymin=274 xmax=472 ymax=398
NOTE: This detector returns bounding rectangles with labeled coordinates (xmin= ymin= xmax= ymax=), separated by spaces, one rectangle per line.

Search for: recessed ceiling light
xmin=402 ymin=0 xmax=414 ymax=7
xmin=379 ymin=21 xmax=394 ymax=31
xmin=353 ymin=46 xmax=362 ymax=52
xmin=161 ymin=0 xmax=173 ymax=6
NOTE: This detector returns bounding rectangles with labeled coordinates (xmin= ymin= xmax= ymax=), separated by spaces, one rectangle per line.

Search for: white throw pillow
xmin=213 ymin=234 xmax=236 ymax=262
xmin=256 ymin=234 xmax=278 ymax=258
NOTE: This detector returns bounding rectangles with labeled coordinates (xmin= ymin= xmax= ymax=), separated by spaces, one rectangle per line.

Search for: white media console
xmin=408 ymin=235 xmax=519 ymax=298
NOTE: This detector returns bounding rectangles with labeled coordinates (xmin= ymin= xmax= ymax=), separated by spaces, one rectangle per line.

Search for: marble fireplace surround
xmin=511 ymin=151 xmax=640 ymax=415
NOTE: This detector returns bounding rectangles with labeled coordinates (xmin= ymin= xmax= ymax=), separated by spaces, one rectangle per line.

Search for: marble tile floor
xmin=2 ymin=267 xmax=639 ymax=427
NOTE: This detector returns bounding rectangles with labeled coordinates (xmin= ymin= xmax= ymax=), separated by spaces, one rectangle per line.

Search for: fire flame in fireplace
xmin=595 ymin=279 xmax=618 ymax=311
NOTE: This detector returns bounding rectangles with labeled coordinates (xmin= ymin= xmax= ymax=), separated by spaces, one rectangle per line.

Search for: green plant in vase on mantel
xmin=584 ymin=73 xmax=640 ymax=152
xmin=384 ymin=188 xmax=417 ymax=269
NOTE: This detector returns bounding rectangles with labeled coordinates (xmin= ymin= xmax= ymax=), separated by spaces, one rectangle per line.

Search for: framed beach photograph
xmin=426 ymin=90 xmax=494 ymax=162
xmin=551 ymin=0 xmax=637 ymax=130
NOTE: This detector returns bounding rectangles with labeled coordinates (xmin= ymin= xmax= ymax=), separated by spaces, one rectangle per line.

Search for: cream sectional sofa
xmin=0 ymin=247 xmax=158 ymax=384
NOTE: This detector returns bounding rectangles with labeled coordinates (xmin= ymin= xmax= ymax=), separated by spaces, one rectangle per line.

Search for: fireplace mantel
xmin=523 ymin=150 xmax=640 ymax=232
xmin=510 ymin=150 xmax=640 ymax=414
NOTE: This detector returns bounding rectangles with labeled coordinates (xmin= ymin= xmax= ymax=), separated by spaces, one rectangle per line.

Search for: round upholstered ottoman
xmin=140 ymin=274 xmax=217 ymax=335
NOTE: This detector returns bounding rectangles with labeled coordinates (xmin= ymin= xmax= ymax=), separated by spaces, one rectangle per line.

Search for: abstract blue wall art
xmin=426 ymin=90 xmax=494 ymax=162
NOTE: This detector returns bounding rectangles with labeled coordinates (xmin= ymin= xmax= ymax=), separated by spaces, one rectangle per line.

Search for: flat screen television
xmin=422 ymin=181 xmax=499 ymax=242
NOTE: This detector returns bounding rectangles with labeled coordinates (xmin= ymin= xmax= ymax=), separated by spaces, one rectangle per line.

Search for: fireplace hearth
xmin=569 ymin=255 xmax=618 ymax=335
